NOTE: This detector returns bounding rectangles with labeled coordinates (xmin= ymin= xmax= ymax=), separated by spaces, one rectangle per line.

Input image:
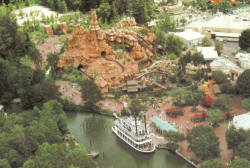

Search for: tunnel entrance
xmin=101 ymin=51 xmax=106 ymax=57
xmin=77 ymin=64 xmax=83 ymax=70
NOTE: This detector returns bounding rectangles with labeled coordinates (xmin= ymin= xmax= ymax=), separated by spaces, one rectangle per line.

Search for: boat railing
xmin=115 ymin=124 xmax=150 ymax=142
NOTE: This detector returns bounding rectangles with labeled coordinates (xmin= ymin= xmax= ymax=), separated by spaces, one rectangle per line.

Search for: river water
xmin=67 ymin=113 xmax=192 ymax=168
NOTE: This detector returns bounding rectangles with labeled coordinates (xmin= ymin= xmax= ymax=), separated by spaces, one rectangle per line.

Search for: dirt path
xmin=55 ymin=81 xmax=84 ymax=105
xmin=214 ymin=123 xmax=233 ymax=164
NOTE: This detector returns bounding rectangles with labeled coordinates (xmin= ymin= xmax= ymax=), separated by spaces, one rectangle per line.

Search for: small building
xmin=211 ymin=32 xmax=240 ymax=42
xmin=197 ymin=47 xmax=218 ymax=61
xmin=173 ymin=29 xmax=205 ymax=47
xmin=127 ymin=80 xmax=139 ymax=93
xmin=232 ymin=112 xmax=250 ymax=130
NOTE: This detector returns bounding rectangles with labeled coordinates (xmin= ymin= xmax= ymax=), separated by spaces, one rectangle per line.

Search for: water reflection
xmin=67 ymin=113 xmax=192 ymax=168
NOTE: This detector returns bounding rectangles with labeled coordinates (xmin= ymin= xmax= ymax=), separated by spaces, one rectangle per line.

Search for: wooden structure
xmin=127 ymin=80 xmax=139 ymax=92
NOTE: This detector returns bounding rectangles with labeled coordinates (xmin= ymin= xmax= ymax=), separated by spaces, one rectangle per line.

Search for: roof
xmin=210 ymin=57 xmax=244 ymax=74
xmin=213 ymin=32 xmax=240 ymax=38
xmin=197 ymin=47 xmax=218 ymax=61
xmin=203 ymin=15 xmax=250 ymax=30
xmin=233 ymin=112 xmax=250 ymax=130
xmin=150 ymin=116 xmax=177 ymax=132
xmin=173 ymin=29 xmax=205 ymax=41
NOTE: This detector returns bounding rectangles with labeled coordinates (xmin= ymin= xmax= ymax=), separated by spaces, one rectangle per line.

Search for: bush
xmin=164 ymin=131 xmax=185 ymax=142
xmin=241 ymin=98 xmax=250 ymax=111
xmin=212 ymin=71 xmax=227 ymax=84
xmin=220 ymin=82 xmax=235 ymax=94
xmin=239 ymin=29 xmax=250 ymax=51
xmin=166 ymin=142 xmax=179 ymax=152
xmin=202 ymin=37 xmax=212 ymax=46
xmin=214 ymin=94 xmax=232 ymax=112
xmin=236 ymin=69 xmax=250 ymax=97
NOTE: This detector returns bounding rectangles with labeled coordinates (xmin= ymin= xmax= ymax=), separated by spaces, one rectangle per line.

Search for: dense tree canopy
xmin=79 ymin=79 xmax=102 ymax=111
xmin=236 ymin=69 xmax=250 ymax=97
xmin=186 ymin=125 xmax=220 ymax=160
xmin=239 ymin=29 xmax=250 ymax=51
xmin=226 ymin=126 xmax=248 ymax=150
xmin=206 ymin=108 xmax=223 ymax=127
xmin=0 ymin=100 xmax=95 ymax=168
xmin=200 ymin=159 xmax=224 ymax=168
xmin=229 ymin=158 xmax=250 ymax=168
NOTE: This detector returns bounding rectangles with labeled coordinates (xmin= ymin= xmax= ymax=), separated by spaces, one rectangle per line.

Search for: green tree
xmin=235 ymin=137 xmax=250 ymax=160
xmin=226 ymin=126 xmax=248 ymax=150
xmin=220 ymin=82 xmax=235 ymax=94
xmin=164 ymin=131 xmax=184 ymax=142
xmin=239 ymin=29 xmax=250 ymax=51
xmin=128 ymin=98 xmax=146 ymax=134
xmin=218 ymin=0 xmax=232 ymax=13
xmin=21 ymin=80 xmax=61 ymax=109
xmin=206 ymin=108 xmax=223 ymax=127
xmin=97 ymin=1 xmax=112 ymax=23
xmin=215 ymin=40 xmax=224 ymax=56
xmin=212 ymin=71 xmax=227 ymax=84
xmin=229 ymin=158 xmax=250 ymax=168
xmin=184 ymin=90 xmax=204 ymax=108
xmin=200 ymin=159 xmax=224 ymax=168
xmin=47 ymin=52 xmax=59 ymax=79
xmin=0 ymin=159 xmax=11 ymax=168
xmin=68 ymin=145 xmax=96 ymax=168
xmin=79 ymin=79 xmax=102 ymax=111
xmin=202 ymin=37 xmax=212 ymax=46
xmin=57 ymin=0 xmax=68 ymax=13
xmin=236 ymin=69 xmax=250 ymax=97
xmin=187 ymin=125 xmax=220 ymax=160
xmin=214 ymin=94 xmax=232 ymax=112
xmin=241 ymin=98 xmax=250 ymax=111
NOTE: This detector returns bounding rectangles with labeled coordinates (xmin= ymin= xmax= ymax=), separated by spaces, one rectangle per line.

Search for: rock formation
xmin=58 ymin=10 xmax=155 ymax=92
xmin=116 ymin=17 xmax=137 ymax=29
xmin=56 ymin=22 xmax=68 ymax=35
xmin=43 ymin=25 xmax=53 ymax=36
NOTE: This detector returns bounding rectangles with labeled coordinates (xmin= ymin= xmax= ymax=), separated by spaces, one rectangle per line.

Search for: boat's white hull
xmin=112 ymin=126 xmax=156 ymax=153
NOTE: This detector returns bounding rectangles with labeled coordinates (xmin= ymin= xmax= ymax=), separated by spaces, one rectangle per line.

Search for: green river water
xmin=67 ymin=113 xmax=193 ymax=168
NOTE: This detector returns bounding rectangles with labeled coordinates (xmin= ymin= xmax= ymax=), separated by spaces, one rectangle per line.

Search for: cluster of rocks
xmin=43 ymin=22 xmax=69 ymax=36
xmin=55 ymin=10 xmax=156 ymax=92
xmin=116 ymin=17 xmax=137 ymax=29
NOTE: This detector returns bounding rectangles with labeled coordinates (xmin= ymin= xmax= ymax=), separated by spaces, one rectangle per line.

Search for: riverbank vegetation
xmin=0 ymin=10 xmax=97 ymax=167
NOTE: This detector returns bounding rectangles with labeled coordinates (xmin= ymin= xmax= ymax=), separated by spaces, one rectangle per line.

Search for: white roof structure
xmin=173 ymin=29 xmax=205 ymax=41
xmin=202 ymin=15 xmax=250 ymax=31
xmin=210 ymin=57 xmax=244 ymax=74
xmin=235 ymin=53 xmax=250 ymax=69
xmin=197 ymin=47 xmax=218 ymax=61
xmin=186 ymin=13 xmax=250 ymax=34
xmin=232 ymin=112 xmax=250 ymax=130
xmin=213 ymin=32 xmax=240 ymax=38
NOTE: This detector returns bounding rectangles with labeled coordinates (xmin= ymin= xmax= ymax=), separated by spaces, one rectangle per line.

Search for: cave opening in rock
xmin=101 ymin=51 xmax=106 ymax=57
xmin=77 ymin=64 xmax=83 ymax=70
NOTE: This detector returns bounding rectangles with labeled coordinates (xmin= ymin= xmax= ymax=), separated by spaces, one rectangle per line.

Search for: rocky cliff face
xmin=57 ymin=10 xmax=155 ymax=92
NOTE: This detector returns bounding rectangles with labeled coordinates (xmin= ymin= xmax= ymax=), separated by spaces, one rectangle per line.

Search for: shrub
xmin=236 ymin=69 xmax=250 ymax=97
xmin=166 ymin=142 xmax=179 ymax=152
xmin=212 ymin=71 xmax=227 ymax=84
xmin=241 ymin=98 xmax=250 ymax=111
xmin=220 ymin=82 xmax=235 ymax=94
